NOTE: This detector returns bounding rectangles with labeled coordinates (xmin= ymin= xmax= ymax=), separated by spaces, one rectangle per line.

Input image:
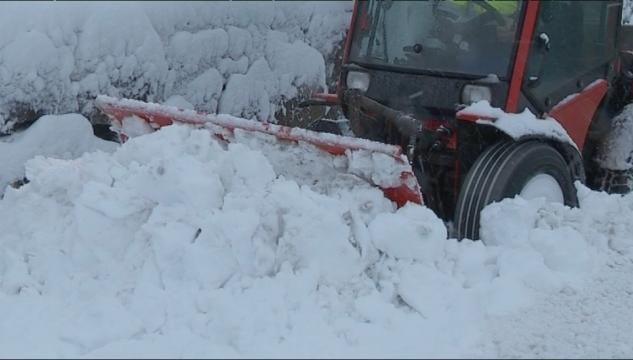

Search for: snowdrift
xmin=0 ymin=119 xmax=632 ymax=358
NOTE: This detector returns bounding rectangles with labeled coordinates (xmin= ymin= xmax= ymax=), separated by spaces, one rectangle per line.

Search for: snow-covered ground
xmin=0 ymin=116 xmax=632 ymax=358
xmin=0 ymin=1 xmax=632 ymax=358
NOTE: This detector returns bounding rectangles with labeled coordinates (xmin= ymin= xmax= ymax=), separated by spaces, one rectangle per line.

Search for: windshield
xmin=348 ymin=0 xmax=523 ymax=78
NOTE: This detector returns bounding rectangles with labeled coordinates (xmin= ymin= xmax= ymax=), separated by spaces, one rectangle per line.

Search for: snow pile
xmin=483 ymin=188 xmax=633 ymax=358
xmin=0 ymin=114 xmax=116 ymax=190
xmin=0 ymin=2 xmax=351 ymax=130
xmin=1 ymin=120 xmax=632 ymax=357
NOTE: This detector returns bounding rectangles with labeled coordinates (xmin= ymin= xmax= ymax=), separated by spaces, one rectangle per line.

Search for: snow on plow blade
xmin=95 ymin=95 xmax=422 ymax=207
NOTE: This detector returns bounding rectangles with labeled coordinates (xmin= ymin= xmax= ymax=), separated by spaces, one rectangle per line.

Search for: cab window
xmin=524 ymin=1 xmax=621 ymax=111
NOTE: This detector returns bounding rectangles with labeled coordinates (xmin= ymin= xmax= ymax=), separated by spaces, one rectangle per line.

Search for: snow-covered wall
xmin=0 ymin=1 xmax=351 ymax=132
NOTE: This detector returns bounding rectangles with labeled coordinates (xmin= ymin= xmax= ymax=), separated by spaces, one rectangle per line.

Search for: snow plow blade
xmin=95 ymin=95 xmax=422 ymax=207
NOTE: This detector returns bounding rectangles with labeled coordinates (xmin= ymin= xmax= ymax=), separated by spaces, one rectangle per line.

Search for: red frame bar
xmin=310 ymin=92 xmax=340 ymax=105
xmin=506 ymin=0 xmax=540 ymax=113
xmin=337 ymin=0 xmax=360 ymax=98
xmin=548 ymin=79 xmax=608 ymax=151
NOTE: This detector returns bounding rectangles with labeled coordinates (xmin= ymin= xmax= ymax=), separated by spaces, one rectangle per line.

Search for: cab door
xmin=523 ymin=0 xmax=621 ymax=112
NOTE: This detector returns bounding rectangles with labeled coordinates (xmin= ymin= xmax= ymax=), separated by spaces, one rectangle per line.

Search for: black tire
xmin=454 ymin=141 xmax=578 ymax=241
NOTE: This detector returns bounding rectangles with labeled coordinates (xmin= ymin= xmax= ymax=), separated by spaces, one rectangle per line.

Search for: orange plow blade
xmin=95 ymin=95 xmax=422 ymax=207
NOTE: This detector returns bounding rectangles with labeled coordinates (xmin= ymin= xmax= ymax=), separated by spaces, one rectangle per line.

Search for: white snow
xmin=0 ymin=114 xmax=116 ymax=190
xmin=460 ymin=100 xmax=576 ymax=148
xmin=0 ymin=118 xmax=631 ymax=358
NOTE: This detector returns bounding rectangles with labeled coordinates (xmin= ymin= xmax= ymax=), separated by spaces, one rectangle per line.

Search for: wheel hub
xmin=519 ymin=173 xmax=565 ymax=204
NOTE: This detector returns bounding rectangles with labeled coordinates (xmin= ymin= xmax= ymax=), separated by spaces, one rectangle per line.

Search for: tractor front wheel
xmin=454 ymin=141 xmax=578 ymax=241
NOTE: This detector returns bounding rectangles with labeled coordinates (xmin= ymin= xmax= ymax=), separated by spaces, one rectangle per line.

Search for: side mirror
xmin=527 ymin=32 xmax=551 ymax=88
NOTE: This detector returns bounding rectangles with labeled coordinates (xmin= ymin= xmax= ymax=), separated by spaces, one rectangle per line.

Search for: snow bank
xmin=0 ymin=114 xmax=116 ymax=190
xmin=1 ymin=120 xmax=632 ymax=358
xmin=0 ymin=2 xmax=351 ymax=131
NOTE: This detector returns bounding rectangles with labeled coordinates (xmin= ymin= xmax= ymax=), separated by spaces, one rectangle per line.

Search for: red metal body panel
xmin=506 ymin=0 xmax=540 ymax=113
xmin=455 ymin=111 xmax=497 ymax=123
xmin=310 ymin=92 xmax=339 ymax=105
xmin=342 ymin=0 xmax=359 ymax=66
xmin=382 ymin=172 xmax=423 ymax=208
xmin=548 ymin=79 xmax=609 ymax=151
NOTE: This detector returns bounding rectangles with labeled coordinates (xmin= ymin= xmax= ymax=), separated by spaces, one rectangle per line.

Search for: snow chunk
xmin=0 ymin=30 xmax=74 ymax=130
xmin=180 ymin=68 xmax=224 ymax=113
xmin=219 ymin=58 xmax=276 ymax=121
xmin=369 ymin=203 xmax=447 ymax=262
xmin=226 ymin=26 xmax=252 ymax=60
xmin=166 ymin=29 xmax=228 ymax=76
xmin=265 ymin=30 xmax=326 ymax=99
xmin=75 ymin=3 xmax=168 ymax=108
xmin=0 ymin=114 xmax=116 ymax=190
xmin=163 ymin=95 xmax=194 ymax=110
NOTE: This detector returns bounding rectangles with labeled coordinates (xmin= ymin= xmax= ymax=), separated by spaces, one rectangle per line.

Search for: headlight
xmin=461 ymin=85 xmax=492 ymax=105
xmin=346 ymin=71 xmax=370 ymax=92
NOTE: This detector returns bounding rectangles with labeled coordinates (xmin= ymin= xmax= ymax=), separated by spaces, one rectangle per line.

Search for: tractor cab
xmin=342 ymin=0 xmax=621 ymax=120
xmin=349 ymin=0 xmax=520 ymax=85
xmin=337 ymin=0 xmax=629 ymax=238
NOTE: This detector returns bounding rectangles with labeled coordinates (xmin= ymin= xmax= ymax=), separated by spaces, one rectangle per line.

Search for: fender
xmin=546 ymin=79 xmax=609 ymax=152
xmin=457 ymin=101 xmax=576 ymax=148
xmin=457 ymin=101 xmax=586 ymax=183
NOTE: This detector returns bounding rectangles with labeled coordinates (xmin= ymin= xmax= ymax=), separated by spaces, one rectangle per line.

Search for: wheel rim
xmin=519 ymin=173 xmax=565 ymax=204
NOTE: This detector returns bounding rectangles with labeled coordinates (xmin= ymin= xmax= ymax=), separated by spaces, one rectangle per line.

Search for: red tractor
xmin=308 ymin=0 xmax=633 ymax=239
xmin=99 ymin=0 xmax=633 ymax=240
